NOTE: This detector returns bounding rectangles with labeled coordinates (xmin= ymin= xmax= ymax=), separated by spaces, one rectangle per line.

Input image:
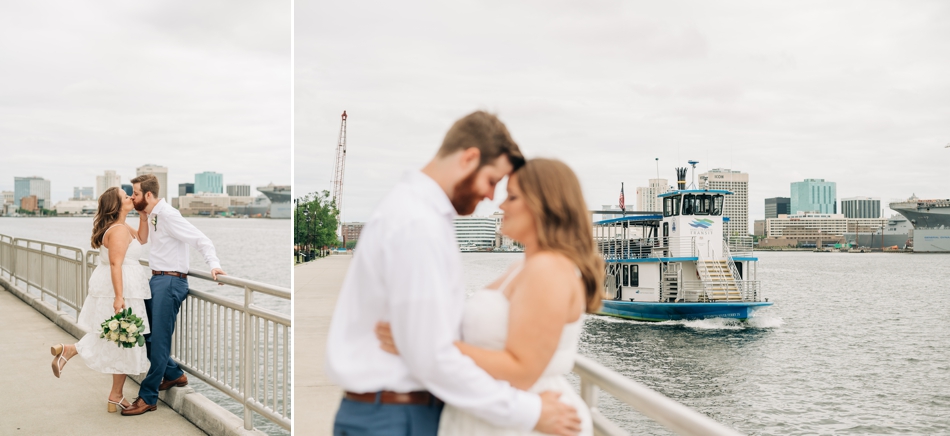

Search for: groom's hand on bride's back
xmin=535 ymin=391 xmax=582 ymax=436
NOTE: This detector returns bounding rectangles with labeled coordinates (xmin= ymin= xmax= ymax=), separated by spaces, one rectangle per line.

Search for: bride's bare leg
xmin=110 ymin=374 xmax=130 ymax=405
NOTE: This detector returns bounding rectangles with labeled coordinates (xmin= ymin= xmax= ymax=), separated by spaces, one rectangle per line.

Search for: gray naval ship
xmin=843 ymin=215 xmax=913 ymax=249
xmin=257 ymin=183 xmax=291 ymax=219
xmin=889 ymin=195 xmax=950 ymax=252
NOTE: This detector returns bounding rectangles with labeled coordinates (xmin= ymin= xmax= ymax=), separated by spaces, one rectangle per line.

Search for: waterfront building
xmin=454 ymin=216 xmax=497 ymax=250
xmin=791 ymin=179 xmax=836 ymax=214
xmin=2 ymin=203 xmax=16 ymax=216
xmin=764 ymin=197 xmax=790 ymax=219
xmin=72 ymin=187 xmax=94 ymax=200
xmin=227 ymin=184 xmax=251 ymax=197
xmin=121 ymin=184 xmax=133 ymax=196
xmin=841 ymin=196 xmax=880 ymax=219
xmin=53 ymin=200 xmax=97 ymax=215
xmin=342 ymin=222 xmax=365 ymax=243
xmin=2 ymin=190 xmax=13 ymax=204
xmin=20 ymin=195 xmax=39 ymax=213
xmin=95 ymin=170 xmax=121 ymax=199
xmin=14 ymin=176 xmax=51 ymax=209
xmin=136 ymin=164 xmax=169 ymax=202
xmin=178 ymin=193 xmax=230 ymax=216
xmin=636 ymin=178 xmax=669 ymax=212
xmin=698 ymin=168 xmax=749 ymax=236
xmin=754 ymin=219 xmax=766 ymax=237
xmin=195 ymin=171 xmax=224 ymax=194
xmin=179 ymin=183 xmax=195 ymax=197
xmin=767 ymin=213 xmax=847 ymax=236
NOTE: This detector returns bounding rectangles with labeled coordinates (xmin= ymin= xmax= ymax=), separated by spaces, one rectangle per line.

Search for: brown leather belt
xmin=345 ymin=391 xmax=442 ymax=406
xmin=152 ymin=270 xmax=188 ymax=279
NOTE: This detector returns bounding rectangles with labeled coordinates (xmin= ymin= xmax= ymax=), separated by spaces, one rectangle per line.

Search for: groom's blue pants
xmin=333 ymin=397 xmax=443 ymax=436
xmin=139 ymin=274 xmax=188 ymax=405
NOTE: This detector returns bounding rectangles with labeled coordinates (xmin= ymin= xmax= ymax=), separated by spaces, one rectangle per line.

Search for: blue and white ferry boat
xmin=595 ymin=168 xmax=772 ymax=322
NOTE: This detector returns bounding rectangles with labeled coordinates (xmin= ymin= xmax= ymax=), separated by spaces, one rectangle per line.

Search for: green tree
xmin=345 ymin=240 xmax=357 ymax=250
xmin=294 ymin=191 xmax=340 ymax=258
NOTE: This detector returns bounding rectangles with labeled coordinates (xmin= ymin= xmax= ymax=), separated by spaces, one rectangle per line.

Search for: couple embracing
xmin=326 ymin=111 xmax=604 ymax=436
xmin=49 ymin=174 xmax=225 ymax=415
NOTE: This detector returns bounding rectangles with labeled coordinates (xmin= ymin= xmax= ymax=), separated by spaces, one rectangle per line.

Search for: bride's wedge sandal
xmin=108 ymin=397 xmax=131 ymax=413
xmin=50 ymin=344 xmax=69 ymax=378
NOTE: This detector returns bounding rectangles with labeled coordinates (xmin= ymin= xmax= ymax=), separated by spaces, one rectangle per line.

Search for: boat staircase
xmin=696 ymin=257 xmax=743 ymax=302
xmin=660 ymin=263 xmax=681 ymax=302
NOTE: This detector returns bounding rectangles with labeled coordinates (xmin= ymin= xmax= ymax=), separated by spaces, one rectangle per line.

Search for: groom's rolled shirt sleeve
xmin=385 ymin=220 xmax=541 ymax=432
xmin=161 ymin=212 xmax=222 ymax=270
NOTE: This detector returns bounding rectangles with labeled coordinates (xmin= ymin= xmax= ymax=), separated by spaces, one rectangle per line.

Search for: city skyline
xmin=297 ymin=1 xmax=950 ymax=228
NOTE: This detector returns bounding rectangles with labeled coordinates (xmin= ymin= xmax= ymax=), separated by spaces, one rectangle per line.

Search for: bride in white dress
xmin=378 ymin=158 xmax=603 ymax=435
xmin=49 ymin=187 xmax=151 ymax=413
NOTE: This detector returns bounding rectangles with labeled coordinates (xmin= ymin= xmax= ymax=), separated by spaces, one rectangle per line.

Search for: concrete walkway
xmin=0 ymin=286 xmax=206 ymax=436
xmin=293 ymin=255 xmax=350 ymax=436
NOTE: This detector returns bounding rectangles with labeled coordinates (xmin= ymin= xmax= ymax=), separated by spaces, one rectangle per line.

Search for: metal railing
xmin=726 ymin=236 xmax=754 ymax=258
xmin=597 ymin=236 xmax=697 ymax=260
xmin=574 ymin=355 xmax=744 ymax=436
xmin=1 ymin=234 xmax=290 ymax=432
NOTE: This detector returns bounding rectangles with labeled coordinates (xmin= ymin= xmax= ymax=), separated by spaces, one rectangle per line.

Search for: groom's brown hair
xmin=437 ymin=111 xmax=525 ymax=170
xmin=131 ymin=174 xmax=160 ymax=199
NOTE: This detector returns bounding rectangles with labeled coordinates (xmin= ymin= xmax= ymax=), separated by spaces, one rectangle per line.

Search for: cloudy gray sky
xmin=296 ymin=0 xmax=950 ymax=229
xmin=1 ymin=1 xmax=290 ymax=203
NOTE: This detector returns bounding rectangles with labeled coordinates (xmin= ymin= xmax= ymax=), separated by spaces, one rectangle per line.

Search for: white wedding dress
xmin=438 ymin=263 xmax=593 ymax=436
xmin=75 ymin=225 xmax=151 ymax=374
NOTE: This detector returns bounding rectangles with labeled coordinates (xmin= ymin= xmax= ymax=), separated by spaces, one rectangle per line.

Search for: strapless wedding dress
xmin=74 ymin=228 xmax=151 ymax=374
xmin=437 ymin=264 xmax=593 ymax=435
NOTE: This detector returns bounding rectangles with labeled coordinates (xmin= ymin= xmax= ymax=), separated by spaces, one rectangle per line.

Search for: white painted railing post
xmin=243 ymin=284 xmax=253 ymax=430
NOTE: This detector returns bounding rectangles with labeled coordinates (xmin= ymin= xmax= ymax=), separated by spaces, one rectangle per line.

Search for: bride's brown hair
xmin=514 ymin=158 xmax=605 ymax=313
xmin=91 ymin=187 xmax=122 ymax=249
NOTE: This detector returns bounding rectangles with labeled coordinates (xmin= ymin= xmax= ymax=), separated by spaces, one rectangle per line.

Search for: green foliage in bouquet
xmin=100 ymin=307 xmax=146 ymax=348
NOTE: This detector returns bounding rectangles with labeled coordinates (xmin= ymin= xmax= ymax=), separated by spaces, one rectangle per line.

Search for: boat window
xmin=673 ymin=196 xmax=680 ymax=216
xmin=712 ymin=195 xmax=723 ymax=216
xmin=663 ymin=197 xmax=672 ymax=217
xmin=631 ymin=265 xmax=639 ymax=287
xmin=694 ymin=195 xmax=711 ymax=215
xmin=622 ymin=264 xmax=629 ymax=287
xmin=682 ymin=194 xmax=695 ymax=215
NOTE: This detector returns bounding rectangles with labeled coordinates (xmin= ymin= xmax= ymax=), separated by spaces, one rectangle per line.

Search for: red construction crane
xmin=331 ymin=111 xmax=347 ymax=244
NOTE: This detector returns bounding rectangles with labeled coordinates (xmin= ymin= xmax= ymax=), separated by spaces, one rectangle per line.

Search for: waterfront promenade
xmin=293 ymin=255 xmax=348 ymax=435
xmin=0 ymin=287 xmax=205 ymax=435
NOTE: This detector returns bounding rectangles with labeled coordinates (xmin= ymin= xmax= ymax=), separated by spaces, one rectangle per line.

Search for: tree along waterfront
xmin=294 ymin=190 xmax=339 ymax=261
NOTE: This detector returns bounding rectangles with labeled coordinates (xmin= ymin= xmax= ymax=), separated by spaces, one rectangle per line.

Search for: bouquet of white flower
xmin=100 ymin=308 xmax=146 ymax=348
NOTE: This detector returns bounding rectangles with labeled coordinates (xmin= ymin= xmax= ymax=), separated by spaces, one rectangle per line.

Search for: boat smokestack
xmin=676 ymin=168 xmax=687 ymax=190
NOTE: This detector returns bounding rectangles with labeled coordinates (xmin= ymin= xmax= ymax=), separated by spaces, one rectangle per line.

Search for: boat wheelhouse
xmin=595 ymin=187 xmax=772 ymax=321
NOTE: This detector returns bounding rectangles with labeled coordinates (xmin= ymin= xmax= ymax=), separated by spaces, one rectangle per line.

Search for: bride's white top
xmin=146 ymin=199 xmax=221 ymax=273
xmin=88 ymin=225 xmax=151 ymax=300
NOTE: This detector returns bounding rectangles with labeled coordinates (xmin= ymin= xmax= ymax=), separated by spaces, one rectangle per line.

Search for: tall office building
xmin=14 ymin=176 xmax=51 ymax=209
xmin=841 ymin=197 xmax=880 ymax=219
xmin=95 ymin=170 xmax=121 ymax=199
xmin=636 ymin=179 xmax=669 ymax=212
xmin=791 ymin=178 xmax=836 ymax=214
xmin=454 ymin=216 xmax=498 ymax=249
xmin=227 ymin=184 xmax=251 ymax=197
xmin=136 ymin=164 xmax=169 ymax=202
xmin=764 ymin=197 xmax=791 ymax=219
xmin=698 ymin=168 xmax=749 ymax=236
xmin=73 ymin=187 xmax=94 ymax=200
xmin=179 ymin=183 xmax=195 ymax=197
xmin=195 ymin=171 xmax=224 ymax=194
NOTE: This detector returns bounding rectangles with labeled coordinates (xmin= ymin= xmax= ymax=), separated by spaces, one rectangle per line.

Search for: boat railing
xmin=725 ymin=236 xmax=754 ymax=258
xmin=596 ymin=236 xmax=697 ymax=260
xmin=676 ymin=280 xmax=761 ymax=303
xmin=574 ymin=354 xmax=744 ymax=436
xmin=721 ymin=240 xmax=743 ymax=283
xmin=736 ymin=280 xmax=762 ymax=302
xmin=0 ymin=234 xmax=290 ymax=432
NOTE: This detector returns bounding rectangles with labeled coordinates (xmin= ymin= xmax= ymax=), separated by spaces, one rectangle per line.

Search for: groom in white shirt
xmin=325 ymin=111 xmax=581 ymax=435
xmin=122 ymin=174 xmax=226 ymax=416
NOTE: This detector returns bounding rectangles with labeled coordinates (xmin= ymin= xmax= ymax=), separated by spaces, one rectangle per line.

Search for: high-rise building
xmin=764 ymin=197 xmax=791 ymax=219
xmin=342 ymin=222 xmax=365 ymax=243
xmin=2 ymin=190 xmax=14 ymax=204
xmin=195 ymin=171 xmax=224 ymax=194
xmin=841 ymin=197 xmax=880 ymax=219
xmin=454 ymin=216 xmax=498 ymax=249
xmin=226 ymin=184 xmax=251 ymax=197
xmin=14 ymin=176 xmax=51 ymax=209
xmin=791 ymin=178 xmax=836 ymax=214
xmin=20 ymin=195 xmax=39 ymax=213
xmin=698 ymin=168 xmax=749 ymax=236
xmin=136 ymin=164 xmax=169 ymax=202
xmin=73 ymin=187 xmax=94 ymax=200
xmin=636 ymin=179 xmax=669 ymax=212
xmin=95 ymin=170 xmax=122 ymax=199
xmin=179 ymin=183 xmax=195 ymax=197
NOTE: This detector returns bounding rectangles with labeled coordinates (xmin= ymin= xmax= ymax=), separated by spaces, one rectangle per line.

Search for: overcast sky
xmin=0 ymin=1 xmax=290 ymax=203
xmin=296 ymin=0 xmax=950 ymax=229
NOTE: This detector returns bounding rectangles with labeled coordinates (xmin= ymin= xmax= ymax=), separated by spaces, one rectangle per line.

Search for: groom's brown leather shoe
xmin=120 ymin=398 xmax=157 ymax=416
xmin=159 ymin=374 xmax=188 ymax=391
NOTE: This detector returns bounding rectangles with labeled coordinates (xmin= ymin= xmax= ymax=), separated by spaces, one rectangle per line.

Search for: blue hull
xmin=599 ymin=300 xmax=773 ymax=322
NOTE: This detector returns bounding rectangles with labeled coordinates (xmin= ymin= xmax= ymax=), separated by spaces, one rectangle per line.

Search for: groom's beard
xmin=133 ymin=197 xmax=148 ymax=212
xmin=451 ymin=170 xmax=482 ymax=216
